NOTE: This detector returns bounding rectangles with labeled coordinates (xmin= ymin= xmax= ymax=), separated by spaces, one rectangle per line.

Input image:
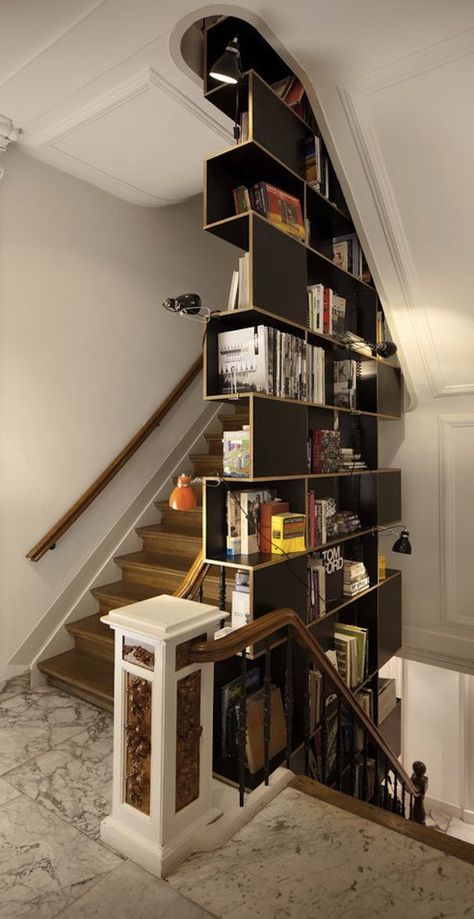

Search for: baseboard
xmin=10 ymin=401 xmax=220 ymax=670
xmin=426 ymin=795 xmax=474 ymax=826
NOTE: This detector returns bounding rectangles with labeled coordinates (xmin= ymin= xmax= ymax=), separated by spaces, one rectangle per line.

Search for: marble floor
xmin=1 ymin=673 xmax=473 ymax=919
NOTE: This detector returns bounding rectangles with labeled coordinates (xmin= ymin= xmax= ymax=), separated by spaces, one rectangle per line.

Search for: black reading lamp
xmin=337 ymin=331 xmax=397 ymax=360
xmin=392 ymin=528 xmax=412 ymax=554
xmin=209 ymin=36 xmax=242 ymax=141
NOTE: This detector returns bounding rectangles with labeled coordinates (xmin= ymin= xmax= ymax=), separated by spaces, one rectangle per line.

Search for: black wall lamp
xmin=209 ymin=36 xmax=242 ymax=141
xmin=379 ymin=525 xmax=412 ymax=555
xmin=162 ymin=293 xmax=210 ymax=323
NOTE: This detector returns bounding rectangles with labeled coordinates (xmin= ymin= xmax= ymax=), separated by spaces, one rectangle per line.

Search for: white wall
xmin=0 ymin=147 xmax=235 ymax=682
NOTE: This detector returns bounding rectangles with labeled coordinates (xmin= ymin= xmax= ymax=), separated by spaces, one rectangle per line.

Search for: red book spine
xmin=323 ymin=289 xmax=331 ymax=334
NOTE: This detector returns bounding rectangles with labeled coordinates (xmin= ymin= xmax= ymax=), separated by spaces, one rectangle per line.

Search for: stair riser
xmin=218 ymin=414 xmax=249 ymax=429
xmin=158 ymin=508 xmax=203 ymax=530
xmin=140 ymin=534 xmax=201 ymax=557
xmin=191 ymin=459 xmax=223 ymax=475
xmin=45 ymin=676 xmax=113 ymax=712
xmin=204 ymin=436 xmax=223 ymax=452
xmin=73 ymin=634 xmax=114 ymax=662
xmin=118 ymin=562 xmax=232 ymax=598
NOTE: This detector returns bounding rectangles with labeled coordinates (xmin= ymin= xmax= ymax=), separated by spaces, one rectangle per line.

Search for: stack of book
xmin=338 ymin=447 xmax=367 ymax=472
xmin=334 ymin=359 xmax=358 ymax=409
xmin=377 ymin=678 xmax=398 ymax=725
xmin=334 ymin=623 xmax=368 ymax=688
xmin=307 ymin=284 xmax=346 ymax=336
xmin=233 ymin=182 xmax=305 ymax=240
xmin=303 ymin=135 xmax=329 ymax=197
xmin=310 ymin=428 xmax=341 ymax=473
xmin=218 ymin=325 xmax=325 ymax=402
xmin=334 ymin=510 xmax=362 ymax=536
xmin=343 ymin=559 xmax=370 ymax=597
xmin=223 ymin=427 xmax=250 ymax=477
xmin=307 ymin=555 xmax=326 ymax=622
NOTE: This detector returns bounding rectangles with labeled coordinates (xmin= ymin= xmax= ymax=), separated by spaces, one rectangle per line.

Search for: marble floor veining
xmin=1 ymin=672 xmax=474 ymax=919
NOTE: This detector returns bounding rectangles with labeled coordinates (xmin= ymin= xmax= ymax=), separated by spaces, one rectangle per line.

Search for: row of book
xmin=344 ymin=559 xmax=370 ymax=597
xmin=334 ymin=622 xmax=369 ymax=689
xmin=309 ymin=428 xmax=367 ymax=474
xmin=307 ymin=548 xmax=369 ymax=622
xmin=307 ymin=493 xmax=362 ymax=548
xmin=332 ymin=233 xmax=371 ymax=284
xmin=304 ymin=135 xmax=330 ymax=198
xmin=307 ymin=284 xmax=346 ymax=336
xmin=218 ymin=325 xmax=326 ymax=403
xmin=226 ymin=490 xmax=306 ymax=557
xmin=233 ymin=182 xmax=305 ymax=241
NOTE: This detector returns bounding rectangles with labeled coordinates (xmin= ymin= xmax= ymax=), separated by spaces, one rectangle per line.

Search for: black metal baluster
xmin=285 ymin=627 xmax=293 ymax=769
xmin=321 ymin=675 xmax=327 ymax=784
xmin=238 ymin=648 xmax=247 ymax=807
xmin=383 ymin=758 xmax=390 ymax=810
xmin=218 ymin=566 xmax=226 ymax=611
xmin=392 ymin=774 xmax=398 ymax=814
xmin=409 ymin=793 xmax=414 ymax=821
xmin=263 ymin=637 xmax=272 ymax=786
xmin=401 ymin=783 xmax=406 ymax=820
xmin=337 ymin=697 xmax=343 ymax=790
xmin=198 ymin=582 xmax=204 ymax=603
xmin=362 ymin=729 xmax=368 ymax=801
xmin=303 ymin=652 xmax=310 ymax=777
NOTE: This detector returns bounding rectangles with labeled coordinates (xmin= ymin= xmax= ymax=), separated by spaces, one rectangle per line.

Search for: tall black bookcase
xmin=201 ymin=16 xmax=403 ymax=788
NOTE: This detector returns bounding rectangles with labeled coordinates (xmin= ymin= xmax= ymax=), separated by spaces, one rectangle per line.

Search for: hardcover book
xmin=218 ymin=326 xmax=268 ymax=395
xmin=311 ymin=429 xmax=341 ymax=474
xmin=271 ymin=512 xmax=306 ymax=555
xmin=240 ymin=488 xmax=275 ymax=555
xmin=260 ymin=182 xmax=305 ymax=240
xmin=259 ymin=499 xmax=290 ymax=553
xmin=223 ymin=427 xmax=250 ymax=477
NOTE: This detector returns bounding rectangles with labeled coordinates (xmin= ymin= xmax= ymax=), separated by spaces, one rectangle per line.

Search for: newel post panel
xmin=100 ymin=594 xmax=223 ymax=877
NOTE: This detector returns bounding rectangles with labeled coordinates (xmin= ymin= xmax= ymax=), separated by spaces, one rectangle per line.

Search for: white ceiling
xmin=1 ymin=0 xmax=474 ymax=396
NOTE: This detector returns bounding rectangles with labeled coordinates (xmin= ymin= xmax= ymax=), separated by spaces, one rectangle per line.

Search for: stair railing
xmin=184 ymin=606 xmax=426 ymax=823
xmin=26 ymin=356 xmax=203 ymax=561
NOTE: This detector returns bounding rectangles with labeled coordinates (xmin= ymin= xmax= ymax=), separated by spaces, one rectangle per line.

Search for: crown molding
xmin=0 ymin=114 xmax=21 ymax=180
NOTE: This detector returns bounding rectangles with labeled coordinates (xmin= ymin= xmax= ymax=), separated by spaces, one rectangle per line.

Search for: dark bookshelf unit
xmin=202 ymin=18 xmax=403 ymax=792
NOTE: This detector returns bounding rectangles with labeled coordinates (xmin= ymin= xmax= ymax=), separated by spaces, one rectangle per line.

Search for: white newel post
xmin=100 ymin=594 xmax=224 ymax=877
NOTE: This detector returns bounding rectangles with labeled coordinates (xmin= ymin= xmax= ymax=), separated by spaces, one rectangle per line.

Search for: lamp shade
xmin=372 ymin=341 xmax=398 ymax=359
xmin=392 ymin=528 xmax=412 ymax=554
xmin=169 ymin=474 xmax=197 ymax=511
xmin=209 ymin=36 xmax=242 ymax=84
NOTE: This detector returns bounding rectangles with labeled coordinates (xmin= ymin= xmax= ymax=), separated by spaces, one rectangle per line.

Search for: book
xmin=223 ymin=427 xmax=250 ymax=477
xmin=237 ymin=253 xmax=250 ymax=308
xmin=335 ymin=623 xmax=368 ymax=684
xmin=332 ymin=233 xmax=361 ymax=276
xmin=218 ymin=325 xmax=268 ymax=394
xmin=221 ymin=666 xmax=261 ymax=757
xmin=226 ymin=489 xmax=241 ymax=556
xmin=307 ymin=556 xmax=326 ymax=621
xmin=240 ymin=488 xmax=275 ymax=554
xmin=271 ymin=512 xmax=306 ymax=555
xmin=259 ymin=499 xmax=289 ymax=553
xmin=233 ymin=185 xmax=250 ymax=214
xmin=332 ymin=295 xmax=346 ymax=336
xmin=260 ymin=182 xmax=305 ymax=240
xmin=227 ymin=270 xmax=239 ymax=311
xmin=334 ymin=632 xmax=358 ymax=687
xmin=318 ymin=543 xmax=344 ymax=604
xmin=245 ymin=686 xmax=286 ymax=773
xmin=231 ymin=587 xmax=250 ymax=630
xmin=311 ymin=429 xmax=341 ymax=473
xmin=333 ymin=359 xmax=357 ymax=409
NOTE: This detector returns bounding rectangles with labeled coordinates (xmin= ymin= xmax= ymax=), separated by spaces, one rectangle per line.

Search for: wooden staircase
xmin=38 ymin=408 xmax=247 ymax=709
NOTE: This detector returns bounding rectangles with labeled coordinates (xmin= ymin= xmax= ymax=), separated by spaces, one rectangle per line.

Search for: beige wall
xmin=0 ymin=148 xmax=235 ymax=681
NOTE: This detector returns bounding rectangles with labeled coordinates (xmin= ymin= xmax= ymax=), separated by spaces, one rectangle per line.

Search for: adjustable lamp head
xmin=209 ymin=36 xmax=242 ymax=84
xmin=392 ymin=528 xmax=412 ymax=554
xmin=168 ymin=475 xmax=198 ymax=511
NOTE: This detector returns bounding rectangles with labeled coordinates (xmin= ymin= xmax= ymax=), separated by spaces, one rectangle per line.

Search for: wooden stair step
xmin=114 ymin=550 xmax=191 ymax=590
xmin=38 ymin=649 xmax=114 ymax=711
xmin=136 ymin=523 xmax=201 ymax=556
xmin=218 ymin=411 xmax=249 ymax=429
xmin=204 ymin=433 xmax=223 ymax=452
xmin=66 ymin=613 xmax=114 ymax=661
xmin=91 ymin=579 xmax=162 ymax=613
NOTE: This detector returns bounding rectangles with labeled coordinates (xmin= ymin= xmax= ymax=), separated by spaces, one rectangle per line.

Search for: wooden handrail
xmin=186 ymin=606 xmax=419 ymax=798
xmin=173 ymin=550 xmax=210 ymax=599
xmin=26 ymin=355 xmax=203 ymax=561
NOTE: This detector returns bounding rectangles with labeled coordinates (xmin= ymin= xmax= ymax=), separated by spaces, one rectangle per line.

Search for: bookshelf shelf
xmin=202 ymin=15 xmax=404 ymax=783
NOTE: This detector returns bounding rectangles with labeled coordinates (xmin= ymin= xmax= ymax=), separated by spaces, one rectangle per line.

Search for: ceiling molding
xmin=27 ymin=66 xmax=232 ymax=149
xmin=345 ymin=25 xmax=474 ymax=97
xmin=43 ymin=145 xmax=169 ymax=205
xmin=438 ymin=413 xmax=474 ymax=630
xmin=338 ymin=30 xmax=474 ymax=399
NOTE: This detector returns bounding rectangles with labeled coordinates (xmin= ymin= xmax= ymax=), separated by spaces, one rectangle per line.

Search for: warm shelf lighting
xmin=169 ymin=475 xmax=198 ymax=511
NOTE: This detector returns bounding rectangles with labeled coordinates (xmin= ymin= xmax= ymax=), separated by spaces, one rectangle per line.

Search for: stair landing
xmin=168 ymin=779 xmax=474 ymax=917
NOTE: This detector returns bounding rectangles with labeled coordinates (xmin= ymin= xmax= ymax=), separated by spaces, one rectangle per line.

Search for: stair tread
xmin=136 ymin=524 xmax=201 ymax=540
xmin=67 ymin=613 xmax=112 ymax=643
xmin=114 ymin=550 xmax=191 ymax=573
xmin=91 ymin=580 xmax=163 ymax=602
xmin=156 ymin=500 xmax=202 ymax=517
xmin=38 ymin=650 xmax=114 ymax=701
xmin=189 ymin=453 xmax=223 ymax=462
